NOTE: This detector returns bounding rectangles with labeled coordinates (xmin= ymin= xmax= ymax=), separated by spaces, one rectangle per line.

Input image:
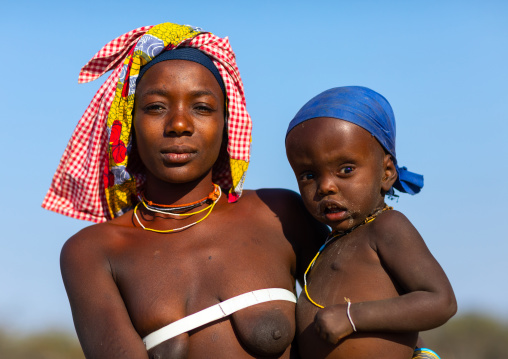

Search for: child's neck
xmin=331 ymin=204 xmax=392 ymax=237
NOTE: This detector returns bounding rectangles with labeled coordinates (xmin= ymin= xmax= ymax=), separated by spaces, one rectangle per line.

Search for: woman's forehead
xmin=139 ymin=59 xmax=216 ymax=82
xmin=136 ymin=60 xmax=224 ymax=99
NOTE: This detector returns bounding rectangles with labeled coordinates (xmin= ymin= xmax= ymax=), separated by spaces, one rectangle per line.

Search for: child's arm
xmin=313 ymin=210 xmax=457 ymax=344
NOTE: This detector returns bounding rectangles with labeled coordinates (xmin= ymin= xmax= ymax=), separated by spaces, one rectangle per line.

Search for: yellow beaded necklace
xmin=303 ymin=205 xmax=393 ymax=308
xmin=133 ymin=185 xmax=222 ymax=233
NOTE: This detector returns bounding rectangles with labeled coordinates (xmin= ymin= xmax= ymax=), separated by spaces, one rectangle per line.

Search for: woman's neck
xmin=142 ymin=172 xmax=216 ymax=206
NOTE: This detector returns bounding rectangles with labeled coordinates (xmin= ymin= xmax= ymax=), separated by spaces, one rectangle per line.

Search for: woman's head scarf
xmin=42 ymin=22 xmax=252 ymax=222
xmin=286 ymin=86 xmax=423 ymax=195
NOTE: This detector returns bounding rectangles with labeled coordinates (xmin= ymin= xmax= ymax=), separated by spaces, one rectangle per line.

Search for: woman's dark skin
xmin=61 ymin=60 xmax=327 ymax=359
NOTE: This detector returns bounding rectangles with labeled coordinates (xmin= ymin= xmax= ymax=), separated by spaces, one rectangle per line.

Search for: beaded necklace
xmin=139 ymin=184 xmax=221 ymax=214
xmin=141 ymin=200 xmax=216 ymax=217
xmin=134 ymin=185 xmax=222 ymax=233
xmin=303 ymin=205 xmax=393 ymax=308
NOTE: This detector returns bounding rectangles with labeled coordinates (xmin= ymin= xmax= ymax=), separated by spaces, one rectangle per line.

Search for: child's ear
xmin=381 ymin=154 xmax=397 ymax=193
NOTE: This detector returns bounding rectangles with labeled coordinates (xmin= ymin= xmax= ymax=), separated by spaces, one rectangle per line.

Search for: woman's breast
xmin=147 ymin=335 xmax=188 ymax=359
xmin=144 ymin=297 xmax=296 ymax=358
xmin=230 ymin=300 xmax=296 ymax=357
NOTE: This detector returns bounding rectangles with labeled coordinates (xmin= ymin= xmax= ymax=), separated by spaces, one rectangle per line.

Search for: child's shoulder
xmin=367 ymin=208 xmax=422 ymax=248
xmin=372 ymin=208 xmax=412 ymax=228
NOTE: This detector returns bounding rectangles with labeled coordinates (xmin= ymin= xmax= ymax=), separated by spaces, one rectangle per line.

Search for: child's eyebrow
xmin=321 ymin=155 xmax=359 ymax=164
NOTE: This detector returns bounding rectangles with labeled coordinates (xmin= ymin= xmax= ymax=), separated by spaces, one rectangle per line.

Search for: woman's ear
xmin=381 ymin=154 xmax=398 ymax=193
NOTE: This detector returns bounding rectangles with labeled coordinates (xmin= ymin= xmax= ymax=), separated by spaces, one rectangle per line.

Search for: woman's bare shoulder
xmin=240 ymin=188 xmax=303 ymax=210
xmin=239 ymin=188 xmax=328 ymax=259
xmin=237 ymin=188 xmax=319 ymax=224
xmin=60 ymin=214 xmax=133 ymax=268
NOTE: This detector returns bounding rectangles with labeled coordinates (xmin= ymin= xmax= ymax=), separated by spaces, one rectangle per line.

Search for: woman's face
xmin=133 ymin=59 xmax=225 ymax=184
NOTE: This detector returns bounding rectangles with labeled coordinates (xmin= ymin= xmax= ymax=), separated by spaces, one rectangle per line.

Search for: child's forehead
xmin=288 ymin=117 xmax=372 ymax=141
xmin=286 ymin=117 xmax=384 ymax=155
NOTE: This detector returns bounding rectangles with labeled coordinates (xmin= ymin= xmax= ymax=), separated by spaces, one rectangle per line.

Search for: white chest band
xmin=143 ymin=288 xmax=297 ymax=350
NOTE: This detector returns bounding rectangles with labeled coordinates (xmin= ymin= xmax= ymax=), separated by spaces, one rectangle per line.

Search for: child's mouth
xmin=323 ymin=203 xmax=348 ymax=221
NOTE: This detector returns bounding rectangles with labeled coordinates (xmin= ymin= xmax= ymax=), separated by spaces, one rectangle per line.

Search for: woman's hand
xmin=313 ymin=304 xmax=354 ymax=344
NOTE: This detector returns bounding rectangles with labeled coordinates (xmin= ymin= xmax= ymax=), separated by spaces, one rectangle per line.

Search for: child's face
xmin=286 ymin=117 xmax=396 ymax=233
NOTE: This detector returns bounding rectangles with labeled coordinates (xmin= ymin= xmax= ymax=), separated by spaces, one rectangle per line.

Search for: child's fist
xmin=313 ymin=304 xmax=355 ymax=344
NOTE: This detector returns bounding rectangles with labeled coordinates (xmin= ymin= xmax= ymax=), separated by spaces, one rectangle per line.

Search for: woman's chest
xmin=107 ymin=226 xmax=296 ymax=355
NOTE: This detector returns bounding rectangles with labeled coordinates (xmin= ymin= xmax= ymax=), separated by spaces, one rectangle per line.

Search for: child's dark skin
xmin=286 ymin=117 xmax=456 ymax=359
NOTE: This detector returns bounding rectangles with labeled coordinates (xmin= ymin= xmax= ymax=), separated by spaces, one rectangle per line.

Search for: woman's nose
xmin=164 ymin=106 xmax=194 ymax=136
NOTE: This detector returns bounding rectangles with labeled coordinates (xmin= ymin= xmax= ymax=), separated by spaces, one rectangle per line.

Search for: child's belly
xmin=297 ymin=296 xmax=416 ymax=359
xmin=296 ymin=237 xmax=418 ymax=358
xmin=297 ymin=305 xmax=416 ymax=359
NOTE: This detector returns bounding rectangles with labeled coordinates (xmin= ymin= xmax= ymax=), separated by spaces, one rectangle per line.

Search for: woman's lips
xmin=161 ymin=152 xmax=195 ymax=163
xmin=160 ymin=146 xmax=197 ymax=164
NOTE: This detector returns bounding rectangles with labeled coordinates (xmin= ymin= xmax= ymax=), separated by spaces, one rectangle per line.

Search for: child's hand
xmin=313 ymin=304 xmax=355 ymax=344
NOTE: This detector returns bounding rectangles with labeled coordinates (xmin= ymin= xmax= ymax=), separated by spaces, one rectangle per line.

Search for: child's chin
xmin=329 ymin=221 xmax=355 ymax=233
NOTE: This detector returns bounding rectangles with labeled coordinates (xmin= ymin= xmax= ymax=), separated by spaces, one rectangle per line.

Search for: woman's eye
xmin=144 ymin=104 xmax=165 ymax=112
xmin=194 ymin=103 xmax=214 ymax=113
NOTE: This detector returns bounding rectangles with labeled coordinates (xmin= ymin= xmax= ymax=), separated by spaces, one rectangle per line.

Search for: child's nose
xmin=317 ymin=176 xmax=338 ymax=196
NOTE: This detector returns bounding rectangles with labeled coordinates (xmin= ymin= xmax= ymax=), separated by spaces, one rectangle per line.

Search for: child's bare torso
xmin=296 ymin=223 xmax=417 ymax=359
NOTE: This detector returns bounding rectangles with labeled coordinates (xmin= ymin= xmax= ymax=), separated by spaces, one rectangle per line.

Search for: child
xmin=285 ymin=86 xmax=456 ymax=359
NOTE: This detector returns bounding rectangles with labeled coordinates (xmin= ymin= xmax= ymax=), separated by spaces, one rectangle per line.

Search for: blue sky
xmin=1 ymin=0 xmax=507 ymax=333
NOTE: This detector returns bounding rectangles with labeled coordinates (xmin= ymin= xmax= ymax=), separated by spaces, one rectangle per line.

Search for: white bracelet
xmin=344 ymin=297 xmax=357 ymax=332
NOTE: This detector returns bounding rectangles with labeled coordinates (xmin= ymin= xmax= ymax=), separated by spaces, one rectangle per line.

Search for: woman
xmin=43 ymin=22 xmax=326 ymax=358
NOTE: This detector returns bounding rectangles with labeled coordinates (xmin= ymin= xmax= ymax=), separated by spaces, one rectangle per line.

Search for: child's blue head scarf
xmin=286 ymin=86 xmax=423 ymax=195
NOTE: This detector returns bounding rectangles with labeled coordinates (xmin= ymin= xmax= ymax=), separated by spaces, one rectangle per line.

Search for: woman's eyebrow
xmin=140 ymin=88 xmax=169 ymax=99
xmin=190 ymin=90 xmax=219 ymax=100
xmin=140 ymin=89 xmax=218 ymax=100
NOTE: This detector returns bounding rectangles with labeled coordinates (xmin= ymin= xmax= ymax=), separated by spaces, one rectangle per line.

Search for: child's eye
xmin=299 ymin=172 xmax=315 ymax=181
xmin=339 ymin=166 xmax=354 ymax=175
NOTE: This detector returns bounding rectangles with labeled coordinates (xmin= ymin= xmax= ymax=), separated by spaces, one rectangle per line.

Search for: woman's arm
xmin=61 ymin=227 xmax=149 ymax=359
